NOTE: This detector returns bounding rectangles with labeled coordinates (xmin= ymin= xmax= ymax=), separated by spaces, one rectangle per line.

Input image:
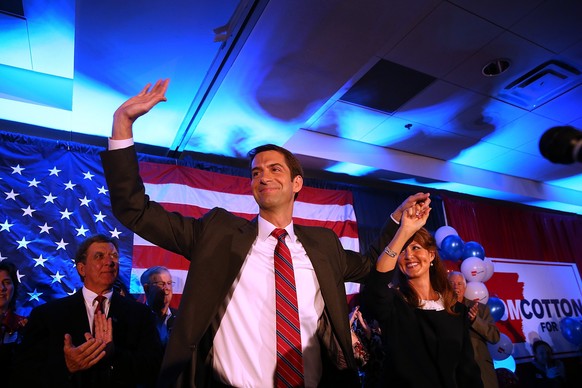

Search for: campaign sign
xmin=486 ymin=258 xmax=582 ymax=361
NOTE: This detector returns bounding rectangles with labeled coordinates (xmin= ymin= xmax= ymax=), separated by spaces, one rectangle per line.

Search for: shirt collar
xmin=82 ymin=286 xmax=113 ymax=302
xmin=257 ymin=215 xmax=296 ymax=243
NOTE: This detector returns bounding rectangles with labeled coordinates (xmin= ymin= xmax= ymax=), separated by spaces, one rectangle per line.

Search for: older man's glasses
xmin=150 ymin=281 xmax=175 ymax=289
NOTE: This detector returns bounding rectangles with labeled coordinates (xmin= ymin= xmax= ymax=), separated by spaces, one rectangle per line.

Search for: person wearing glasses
xmin=140 ymin=266 xmax=177 ymax=348
xmin=12 ymin=235 xmax=162 ymax=388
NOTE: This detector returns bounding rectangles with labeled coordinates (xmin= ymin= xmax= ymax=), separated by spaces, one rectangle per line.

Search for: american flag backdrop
xmin=0 ymin=136 xmax=360 ymax=315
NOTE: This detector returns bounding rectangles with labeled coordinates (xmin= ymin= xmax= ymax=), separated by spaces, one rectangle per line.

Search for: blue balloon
xmin=560 ymin=317 xmax=582 ymax=346
xmin=440 ymin=234 xmax=464 ymax=261
xmin=487 ymin=297 xmax=505 ymax=322
xmin=463 ymin=241 xmax=485 ymax=260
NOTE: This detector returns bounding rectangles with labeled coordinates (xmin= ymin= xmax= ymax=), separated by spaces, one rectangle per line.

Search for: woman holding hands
xmin=362 ymin=199 xmax=483 ymax=387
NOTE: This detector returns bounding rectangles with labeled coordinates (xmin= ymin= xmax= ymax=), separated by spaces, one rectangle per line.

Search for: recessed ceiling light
xmin=482 ymin=59 xmax=511 ymax=77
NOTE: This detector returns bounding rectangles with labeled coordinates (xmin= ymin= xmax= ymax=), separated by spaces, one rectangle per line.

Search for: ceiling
xmin=1 ymin=0 xmax=582 ymax=214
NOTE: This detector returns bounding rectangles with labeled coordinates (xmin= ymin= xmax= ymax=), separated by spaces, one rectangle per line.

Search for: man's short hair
xmin=448 ymin=271 xmax=466 ymax=286
xmin=74 ymin=234 xmax=119 ymax=264
xmin=140 ymin=265 xmax=171 ymax=287
xmin=247 ymin=144 xmax=304 ymax=181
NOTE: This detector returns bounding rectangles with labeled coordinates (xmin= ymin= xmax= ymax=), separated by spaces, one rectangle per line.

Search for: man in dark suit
xmin=449 ymin=271 xmax=500 ymax=388
xmin=140 ymin=266 xmax=178 ymax=349
xmin=100 ymin=79 xmax=430 ymax=387
xmin=12 ymin=235 xmax=163 ymax=388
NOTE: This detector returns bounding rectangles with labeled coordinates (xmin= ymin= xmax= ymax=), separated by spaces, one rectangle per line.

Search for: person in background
xmin=100 ymin=78 xmax=431 ymax=387
xmin=516 ymin=339 xmax=567 ymax=388
xmin=449 ymin=271 xmax=500 ymax=388
xmin=140 ymin=266 xmax=177 ymax=348
xmin=362 ymin=205 xmax=483 ymax=387
xmin=0 ymin=261 xmax=27 ymax=378
xmin=12 ymin=234 xmax=162 ymax=388
xmin=349 ymin=305 xmax=384 ymax=387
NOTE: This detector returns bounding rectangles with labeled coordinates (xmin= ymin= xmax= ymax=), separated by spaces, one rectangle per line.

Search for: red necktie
xmin=272 ymin=228 xmax=304 ymax=387
xmin=94 ymin=294 xmax=106 ymax=315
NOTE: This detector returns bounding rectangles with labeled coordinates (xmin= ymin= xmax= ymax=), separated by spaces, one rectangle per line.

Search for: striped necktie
xmin=272 ymin=228 xmax=304 ymax=387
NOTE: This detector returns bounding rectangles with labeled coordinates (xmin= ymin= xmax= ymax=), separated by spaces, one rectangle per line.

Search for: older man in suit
xmin=449 ymin=271 xmax=500 ymax=388
xmin=100 ymin=79 xmax=430 ymax=387
xmin=12 ymin=235 xmax=162 ymax=388
xmin=140 ymin=266 xmax=178 ymax=349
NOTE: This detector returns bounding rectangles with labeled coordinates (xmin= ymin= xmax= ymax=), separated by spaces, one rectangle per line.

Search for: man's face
xmin=77 ymin=242 xmax=119 ymax=294
xmin=251 ymin=150 xmax=302 ymax=213
xmin=448 ymin=273 xmax=466 ymax=301
xmin=144 ymin=271 xmax=173 ymax=312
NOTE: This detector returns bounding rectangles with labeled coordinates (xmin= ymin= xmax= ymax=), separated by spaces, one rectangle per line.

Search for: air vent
xmin=498 ymin=60 xmax=582 ymax=110
xmin=340 ymin=59 xmax=435 ymax=114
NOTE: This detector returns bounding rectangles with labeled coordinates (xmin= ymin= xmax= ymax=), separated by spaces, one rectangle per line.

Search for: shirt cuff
xmin=108 ymin=137 xmax=134 ymax=150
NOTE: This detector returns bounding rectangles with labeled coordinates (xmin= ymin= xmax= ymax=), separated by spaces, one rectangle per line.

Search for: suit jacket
xmin=12 ymin=291 xmax=162 ymax=388
xmin=101 ymin=146 xmax=398 ymax=388
xmin=463 ymin=297 xmax=501 ymax=388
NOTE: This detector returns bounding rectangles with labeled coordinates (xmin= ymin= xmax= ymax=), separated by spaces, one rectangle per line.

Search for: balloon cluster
xmin=435 ymin=225 xmax=494 ymax=303
xmin=436 ymin=225 xmax=510 ymax=361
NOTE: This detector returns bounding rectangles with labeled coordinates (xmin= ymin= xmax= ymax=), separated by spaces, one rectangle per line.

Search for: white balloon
xmin=482 ymin=257 xmax=495 ymax=282
xmin=488 ymin=333 xmax=513 ymax=361
xmin=461 ymin=256 xmax=486 ymax=282
xmin=464 ymin=281 xmax=489 ymax=304
xmin=435 ymin=226 xmax=458 ymax=249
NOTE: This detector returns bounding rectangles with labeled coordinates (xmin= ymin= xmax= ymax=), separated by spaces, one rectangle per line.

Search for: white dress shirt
xmin=82 ymin=286 xmax=113 ymax=333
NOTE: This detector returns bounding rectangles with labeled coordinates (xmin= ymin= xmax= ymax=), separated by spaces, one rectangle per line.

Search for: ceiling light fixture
xmin=482 ymin=59 xmax=511 ymax=77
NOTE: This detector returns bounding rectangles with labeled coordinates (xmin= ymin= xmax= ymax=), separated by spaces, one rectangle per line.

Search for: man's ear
xmin=76 ymin=262 xmax=85 ymax=278
xmin=293 ymin=175 xmax=303 ymax=193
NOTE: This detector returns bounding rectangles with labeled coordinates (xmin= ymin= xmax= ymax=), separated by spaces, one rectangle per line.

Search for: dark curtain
xmin=442 ymin=193 xmax=582 ymax=274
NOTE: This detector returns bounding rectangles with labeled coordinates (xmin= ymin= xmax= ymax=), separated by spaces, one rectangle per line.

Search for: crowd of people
xmin=1 ymin=80 xmax=577 ymax=387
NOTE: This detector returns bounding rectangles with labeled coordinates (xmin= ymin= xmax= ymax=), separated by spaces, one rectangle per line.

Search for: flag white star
xmin=43 ymin=193 xmax=58 ymax=203
xmin=60 ymin=208 xmax=73 ymax=219
xmin=109 ymin=228 xmax=122 ymax=238
xmin=17 ymin=270 xmax=24 ymax=282
xmin=0 ymin=252 xmax=7 ymax=262
xmin=11 ymin=164 xmax=25 ymax=175
xmin=64 ymin=181 xmax=76 ymax=190
xmin=97 ymin=186 xmax=109 ymax=195
xmin=76 ymin=225 xmax=89 ymax=236
xmin=16 ymin=237 xmax=31 ymax=249
xmin=94 ymin=211 xmax=107 ymax=222
xmin=33 ymin=254 xmax=48 ymax=267
xmin=49 ymin=166 xmax=61 ymax=176
xmin=5 ymin=190 xmax=19 ymax=200
xmin=27 ymin=178 xmax=41 ymax=187
xmin=38 ymin=223 xmax=53 ymax=234
xmin=27 ymin=289 xmax=42 ymax=301
xmin=79 ymin=196 xmax=92 ymax=206
xmin=0 ymin=220 xmax=13 ymax=232
xmin=83 ymin=171 xmax=95 ymax=180
xmin=51 ymin=271 xmax=65 ymax=283
xmin=56 ymin=239 xmax=69 ymax=250
xmin=21 ymin=206 xmax=36 ymax=217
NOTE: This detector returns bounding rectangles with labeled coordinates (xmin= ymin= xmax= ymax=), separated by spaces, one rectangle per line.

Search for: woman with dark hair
xmin=0 ymin=261 xmax=27 ymax=370
xmin=362 ymin=204 xmax=483 ymax=387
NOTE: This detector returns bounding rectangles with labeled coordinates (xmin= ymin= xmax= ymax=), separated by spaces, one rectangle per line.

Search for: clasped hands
xmin=395 ymin=192 xmax=431 ymax=230
xmin=63 ymin=311 xmax=114 ymax=373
